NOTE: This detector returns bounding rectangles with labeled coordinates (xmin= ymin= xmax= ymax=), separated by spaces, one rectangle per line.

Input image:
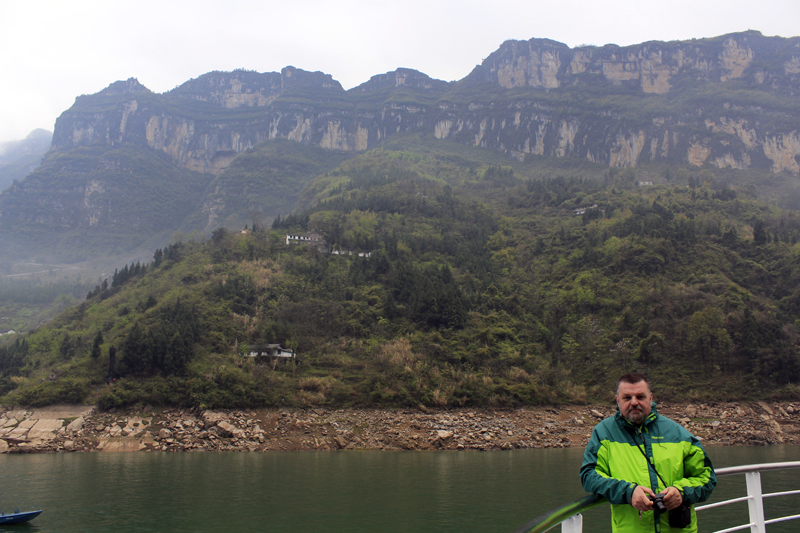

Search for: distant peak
xmin=26 ymin=128 xmax=52 ymax=140
xmin=507 ymin=37 xmax=570 ymax=49
xmin=98 ymin=78 xmax=150 ymax=96
xmin=351 ymin=68 xmax=449 ymax=93
xmin=281 ymin=66 xmax=343 ymax=91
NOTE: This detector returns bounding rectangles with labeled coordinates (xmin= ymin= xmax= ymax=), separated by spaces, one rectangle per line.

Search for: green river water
xmin=1 ymin=445 xmax=798 ymax=532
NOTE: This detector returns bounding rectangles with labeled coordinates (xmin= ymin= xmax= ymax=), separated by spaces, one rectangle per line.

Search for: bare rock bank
xmin=1 ymin=401 xmax=798 ymax=454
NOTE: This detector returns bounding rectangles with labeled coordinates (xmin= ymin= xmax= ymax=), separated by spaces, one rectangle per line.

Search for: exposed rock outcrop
xmin=46 ymin=31 xmax=800 ymax=176
xmin=468 ymin=34 xmax=769 ymax=93
xmin=4 ymin=31 xmax=800 ymax=262
xmin=1 ymin=401 xmax=797 ymax=453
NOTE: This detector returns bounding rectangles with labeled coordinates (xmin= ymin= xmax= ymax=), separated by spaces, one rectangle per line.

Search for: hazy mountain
xmin=0 ymin=129 xmax=52 ymax=192
xmin=2 ymin=30 xmax=800 ymax=263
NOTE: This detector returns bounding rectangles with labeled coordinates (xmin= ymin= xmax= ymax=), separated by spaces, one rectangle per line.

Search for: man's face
xmin=616 ymin=380 xmax=652 ymax=425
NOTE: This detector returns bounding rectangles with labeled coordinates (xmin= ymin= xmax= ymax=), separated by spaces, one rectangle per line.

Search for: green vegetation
xmin=0 ymin=276 xmax=96 ymax=334
xmin=3 ymin=147 xmax=800 ymax=409
xmin=187 ymin=138 xmax=353 ymax=230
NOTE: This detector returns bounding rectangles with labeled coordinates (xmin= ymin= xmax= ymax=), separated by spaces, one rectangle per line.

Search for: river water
xmin=1 ymin=445 xmax=798 ymax=532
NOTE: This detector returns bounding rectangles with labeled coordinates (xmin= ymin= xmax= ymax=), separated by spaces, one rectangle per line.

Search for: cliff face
xmin=442 ymin=31 xmax=800 ymax=173
xmin=52 ymin=67 xmax=370 ymax=174
xmin=5 ymin=30 xmax=800 ymax=261
xmin=429 ymin=101 xmax=800 ymax=173
xmin=467 ymin=33 xmax=770 ymax=93
xmin=48 ymin=31 xmax=800 ymax=176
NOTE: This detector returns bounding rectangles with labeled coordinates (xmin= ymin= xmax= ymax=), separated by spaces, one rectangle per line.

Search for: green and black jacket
xmin=580 ymin=403 xmax=716 ymax=533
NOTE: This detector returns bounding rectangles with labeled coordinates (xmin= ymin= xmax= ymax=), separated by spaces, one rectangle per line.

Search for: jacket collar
xmin=614 ymin=401 xmax=658 ymax=430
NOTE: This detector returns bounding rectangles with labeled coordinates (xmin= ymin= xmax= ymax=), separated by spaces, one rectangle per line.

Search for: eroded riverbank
xmin=1 ymin=401 xmax=798 ymax=454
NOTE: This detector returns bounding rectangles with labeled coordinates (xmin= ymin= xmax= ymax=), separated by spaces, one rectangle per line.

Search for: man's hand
xmin=631 ymin=485 xmax=655 ymax=511
xmin=662 ymin=486 xmax=684 ymax=510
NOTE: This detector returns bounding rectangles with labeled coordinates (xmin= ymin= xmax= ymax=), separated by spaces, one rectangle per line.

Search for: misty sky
xmin=1 ymin=0 xmax=798 ymax=145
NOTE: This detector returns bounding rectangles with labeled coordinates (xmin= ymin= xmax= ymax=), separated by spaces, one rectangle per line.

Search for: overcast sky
xmin=1 ymin=0 xmax=798 ymax=145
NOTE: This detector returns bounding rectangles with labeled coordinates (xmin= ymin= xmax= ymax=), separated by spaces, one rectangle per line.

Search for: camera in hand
xmin=648 ymin=492 xmax=692 ymax=528
xmin=648 ymin=493 xmax=668 ymax=513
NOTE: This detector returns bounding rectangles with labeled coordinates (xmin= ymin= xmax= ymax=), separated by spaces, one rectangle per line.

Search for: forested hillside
xmin=2 ymin=145 xmax=800 ymax=409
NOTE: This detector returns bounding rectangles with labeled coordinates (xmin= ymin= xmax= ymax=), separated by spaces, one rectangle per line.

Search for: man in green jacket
xmin=580 ymin=372 xmax=716 ymax=532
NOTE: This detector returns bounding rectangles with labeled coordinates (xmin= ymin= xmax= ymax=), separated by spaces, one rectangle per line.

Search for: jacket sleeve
xmin=580 ymin=426 xmax=638 ymax=504
xmin=672 ymin=435 xmax=717 ymax=504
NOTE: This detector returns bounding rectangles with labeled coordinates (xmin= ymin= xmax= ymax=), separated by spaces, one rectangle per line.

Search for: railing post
xmin=745 ymin=471 xmax=766 ymax=533
xmin=560 ymin=513 xmax=582 ymax=533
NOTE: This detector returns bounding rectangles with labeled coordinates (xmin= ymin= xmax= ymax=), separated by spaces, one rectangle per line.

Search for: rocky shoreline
xmin=1 ymin=401 xmax=798 ymax=454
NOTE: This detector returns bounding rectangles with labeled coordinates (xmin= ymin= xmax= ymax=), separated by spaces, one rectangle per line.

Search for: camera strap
xmin=633 ymin=429 xmax=669 ymax=490
xmin=632 ymin=426 xmax=693 ymax=529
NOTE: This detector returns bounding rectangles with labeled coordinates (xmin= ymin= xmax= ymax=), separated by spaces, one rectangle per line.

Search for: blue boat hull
xmin=0 ymin=510 xmax=42 ymax=524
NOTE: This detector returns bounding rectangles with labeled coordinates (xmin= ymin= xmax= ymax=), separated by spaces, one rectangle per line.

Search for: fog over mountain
xmin=0 ymin=129 xmax=51 ymax=161
xmin=0 ymin=129 xmax=52 ymax=192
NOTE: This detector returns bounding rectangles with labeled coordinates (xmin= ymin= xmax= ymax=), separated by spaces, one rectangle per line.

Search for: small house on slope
xmin=248 ymin=344 xmax=296 ymax=359
xmin=285 ymin=233 xmax=323 ymax=246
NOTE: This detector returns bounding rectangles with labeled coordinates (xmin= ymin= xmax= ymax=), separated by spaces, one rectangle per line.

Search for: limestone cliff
xmin=46 ymin=31 xmax=800 ymax=177
xmin=52 ymin=67 xmax=366 ymax=174
xmin=466 ymin=31 xmax=799 ymax=94
xmin=6 ymin=30 xmax=800 ymax=262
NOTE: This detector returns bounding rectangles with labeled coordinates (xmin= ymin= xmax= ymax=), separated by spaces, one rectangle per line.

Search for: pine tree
xmin=753 ymin=220 xmax=767 ymax=246
xmin=91 ymin=330 xmax=103 ymax=359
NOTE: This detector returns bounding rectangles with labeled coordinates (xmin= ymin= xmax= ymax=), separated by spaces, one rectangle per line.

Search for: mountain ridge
xmin=48 ymin=30 xmax=800 ymax=175
xmin=2 ymin=30 xmax=800 ymax=263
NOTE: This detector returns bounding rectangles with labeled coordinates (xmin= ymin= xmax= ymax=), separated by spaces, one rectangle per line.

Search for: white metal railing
xmin=695 ymin=461 xmax=800 ymax=533
xmin=512 ymin=461 xmax=800 ymax=533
